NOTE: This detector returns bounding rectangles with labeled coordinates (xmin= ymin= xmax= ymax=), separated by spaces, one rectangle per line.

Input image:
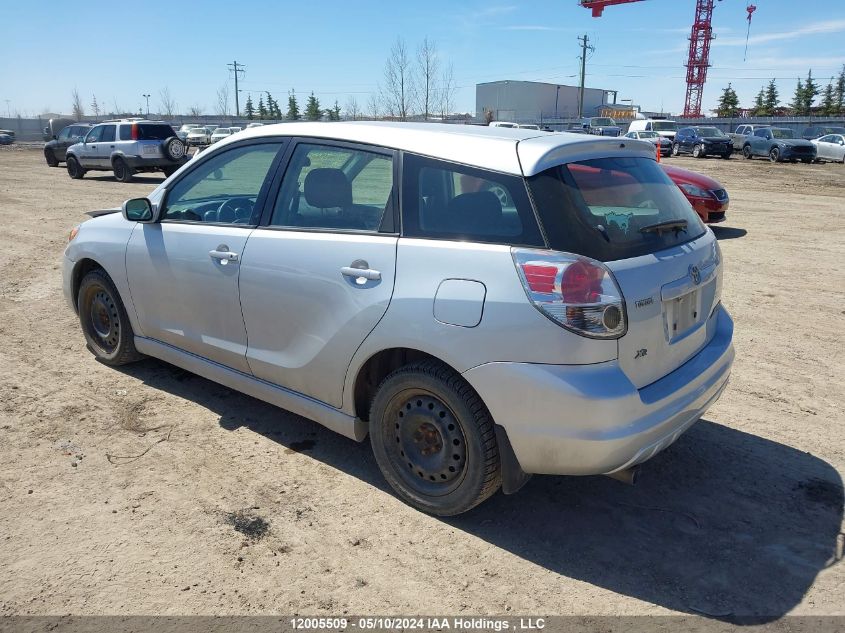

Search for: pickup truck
xmin=728 ymin=124 xmax=764 ymax=151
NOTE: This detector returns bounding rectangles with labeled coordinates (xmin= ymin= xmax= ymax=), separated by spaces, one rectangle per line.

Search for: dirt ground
xmin=0 ymin=146 xmax=843 ymax=620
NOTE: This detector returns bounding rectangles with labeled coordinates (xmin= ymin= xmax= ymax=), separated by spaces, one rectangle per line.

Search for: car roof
xmin=233 ymin=121 xmax=654 ymax=176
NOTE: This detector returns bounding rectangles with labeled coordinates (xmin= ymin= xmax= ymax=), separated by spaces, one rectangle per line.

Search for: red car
xmin=661 ymin=163 xmax=729 ymax=224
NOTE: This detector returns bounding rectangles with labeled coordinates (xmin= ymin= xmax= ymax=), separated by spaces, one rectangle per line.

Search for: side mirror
xmin=122 ymin=198 xmax=154 ymax=222
xmin=840 ymin=140 xmax=844 ymax=146
xmin=52 ymin=134 xmax=57 ymax=140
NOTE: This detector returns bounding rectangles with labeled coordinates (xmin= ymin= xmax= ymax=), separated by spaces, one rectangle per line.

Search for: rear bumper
xmin=463 ymin=305 xmax=734 ymax=476
xmin=123 ymin=155 xmax=188 ymax=169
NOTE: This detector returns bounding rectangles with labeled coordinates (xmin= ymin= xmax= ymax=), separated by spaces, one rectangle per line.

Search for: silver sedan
xmin=812 ymin=134 xmax=845 ymax=163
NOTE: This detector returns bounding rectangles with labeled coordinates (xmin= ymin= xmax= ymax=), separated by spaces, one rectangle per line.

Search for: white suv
xmin=65 ymin=120 xmax=187 ymax=182
xmin=63 ymin=122 xmax=734 ymax=515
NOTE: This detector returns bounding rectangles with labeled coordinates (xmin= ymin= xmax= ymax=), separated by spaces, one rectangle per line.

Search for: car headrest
xmin=446 ymin=191 xmax=503 ymax=233
xmin=304 ymin=168 xmax=352 ymax=209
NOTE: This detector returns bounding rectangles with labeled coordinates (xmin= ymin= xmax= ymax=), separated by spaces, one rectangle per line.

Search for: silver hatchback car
xmin=63 ymin=122 xmax=734 ymax=515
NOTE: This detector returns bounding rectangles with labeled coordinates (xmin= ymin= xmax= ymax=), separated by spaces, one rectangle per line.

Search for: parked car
xmin=741 ymin=127 xmax=816 ymax=163
xmin=728 ymin=124 xmax=765 ymax=151
xmin=65 ymin=120 xmax=188 ymax=182
xmin=0 ymin=133 xmax=12 ymax=145
xmin=801 ymin=126 xmax=845 ymax=140
xmin=0 ymin=128 xmax=16 ymax=140
xmin=42 ymin=118 xmax=74 ymax=142
xmin=229 ymin=126 xmax=243 ymax=133
xmin=662 ymin=163 xmax=729 ymax=224
xmin=672 ymin=126 xmax=732 ymax=159
xmin=206 ymin=124 xmax=219 ymax=133
xmin=186 ymin=127 xmax=212 ymax=147
xmin=580 ymin=116 xmax=622 ymax=136
xmin=177 ymin=123 xmax=201 ymax=141
xmin=624 ymin=130 xmax=672 ymax=156
xmin=811 ymin=134 xmax=845 ymax=163
xmin=627 ymin=119 xmax=677 ymax=141
xmin=210 ymin=127 xmax=233 ymax=143
xmin=63 ymin=122 xmax=733 ymax=515
xmin=43 ymin=123 xmax=93 ymax=166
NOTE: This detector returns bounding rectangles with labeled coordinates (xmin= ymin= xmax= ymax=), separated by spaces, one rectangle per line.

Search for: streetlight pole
xmin=555 ymin=86 xmax=560 ymax=119
xmin=142 ymin=94 xmax=150 ymax=117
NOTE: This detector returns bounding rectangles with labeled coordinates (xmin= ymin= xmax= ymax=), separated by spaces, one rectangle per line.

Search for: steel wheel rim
xmin=384 ymin=389 xmax=468 ymax=497
xmin=86 ymin=287 xmax=120 ymax=353
xmin=115 ymin=162 xmax=125 ymax=179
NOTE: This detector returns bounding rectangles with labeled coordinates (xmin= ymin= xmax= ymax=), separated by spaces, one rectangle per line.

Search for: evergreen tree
xmin=258 ymin=95 xmax=267 ymax=120
xmin=287 ymin=90 xmax=301 ymax=120
xmin=305 ymin=92 xmax=322 ymax=121
xmin=265 ymin=92 xmax=278 ymax=119
xmin=789 ymin=78 xmax=805 ymax=114
xmin=820 ymin=81 xmax=836 ymax=116
xmin=763 ymin=79 xmax=779 ymax=114
xmin=244 ymin=94 xmax=255 ymax=120
xmin=803 ymin=70 xmax=820 ymax=113
xmin=716 ymin=83 xmax=740 ymax=117
xmin=750 ymin=88 xmax=766 ymax=117
xmin=835 ymin=65 xmax=845 ymax=114
xmin=326 ymin=100 xmax=342 ymax=121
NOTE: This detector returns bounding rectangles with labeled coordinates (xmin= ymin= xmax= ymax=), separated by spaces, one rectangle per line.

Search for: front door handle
xmin=341 ymin=262 xmax=381 ymax=283
xmin=209 ymin=245 xmax=239 ymax=265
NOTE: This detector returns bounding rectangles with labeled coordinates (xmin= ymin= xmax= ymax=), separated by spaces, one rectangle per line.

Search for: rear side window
xmin=101 ymin=125 xmax=116 ymax=142
xmin=119 ymin=125 xmax=132 ymax=140
xmin=401 ymin=154 xmax=543 ymax=247
xmin=527 ymin=157 xmax=705 ymax=261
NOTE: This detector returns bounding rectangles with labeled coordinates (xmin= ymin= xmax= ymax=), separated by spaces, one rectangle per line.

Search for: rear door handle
xmin=209 ymin=245 xmax=239 ymax=264
xmin=341 ymin=266 xmax=381 ymax=281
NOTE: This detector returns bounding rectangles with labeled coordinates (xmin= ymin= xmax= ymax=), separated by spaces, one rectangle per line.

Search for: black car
xmin=802 ymin=125 xmax=845 ymax=140
xmin=672 ymin=126 xmax=733 ymax=159
xmin=44 ymin=123 xmax=93 ymax=167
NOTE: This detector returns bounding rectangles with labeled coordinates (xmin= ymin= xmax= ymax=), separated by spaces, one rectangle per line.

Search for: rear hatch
xmin=524 ymin=153 xmax=721 ymax=388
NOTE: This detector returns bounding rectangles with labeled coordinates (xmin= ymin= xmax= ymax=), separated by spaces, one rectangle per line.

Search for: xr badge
xmin=635 ymin=348 xmax=648 ymax=359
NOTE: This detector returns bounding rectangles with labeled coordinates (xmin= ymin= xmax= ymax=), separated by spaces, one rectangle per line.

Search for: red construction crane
xmin=580 ymin=0 xmax=757 ymax=117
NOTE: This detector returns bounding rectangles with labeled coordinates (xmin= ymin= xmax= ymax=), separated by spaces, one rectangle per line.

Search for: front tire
xmin=66 ymin=156 xmax=85 ymax=179
xmin=769 ymin=147 xmax=780 ymax=163
xmin=671 ymin=143 xmax=680 ymax=157
xmin=113 ymin=157 xmax=134 ymax=183
xmin=369 ymin=360 xmax=501 ymax=516
xmin=692 ymin=144 xmax=704 ymax=158
xmin=44 ymin=149 xmax=59 ymax=167
xmin=743 ymin=145 xmax=753 ymax=159
xmin=77 ymin=269 xmax=142 ymax=366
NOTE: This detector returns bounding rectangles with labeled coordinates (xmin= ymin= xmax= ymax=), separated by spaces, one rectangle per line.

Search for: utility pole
xmin=142 ymin=94 xmax=150 ymax=117
xmin=577 ymin=34 xmax=594 ymax=118
xmin=227 ymin=61 xmax=246 ymax=117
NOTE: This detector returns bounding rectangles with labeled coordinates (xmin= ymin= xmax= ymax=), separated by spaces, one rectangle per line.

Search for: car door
xmin=834 ymin=135 xmax=845 ymax=161
xmin=54 ymin=126 xmax=73 ymax=160
xmin=97 ymin=124 xmax=117 ymax=168
xmin=78 ymin=125 xmax=105 ymax=166
xmin=238 ymin=139 xmax=398 ymax=407
xmin=751 ymin=129 xmax=769 ymax=156
xmin=125 ymin=139 xmax=287 ymax=372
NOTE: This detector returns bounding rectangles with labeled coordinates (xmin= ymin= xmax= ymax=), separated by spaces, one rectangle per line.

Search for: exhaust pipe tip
xmin=606 ymin=466 xmax=641 ymax=486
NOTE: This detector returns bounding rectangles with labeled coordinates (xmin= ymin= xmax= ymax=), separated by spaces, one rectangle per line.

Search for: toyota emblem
xmin=689 ymin=265 xmax=701 ymax=285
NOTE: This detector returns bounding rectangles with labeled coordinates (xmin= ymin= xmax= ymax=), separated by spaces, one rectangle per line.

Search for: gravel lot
xmin=0 ymin=146 xmax=843 ymax=619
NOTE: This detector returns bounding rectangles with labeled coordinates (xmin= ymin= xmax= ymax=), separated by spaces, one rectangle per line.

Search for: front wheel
xmin=66 ymin=156 xmax=85 ymax=179
xmin=671 ymin=143 xmax=680 ymax=157
xmin=742 ymin=145 xmax=753 ymax=159
xmin=44 ymin=149 xmax=59 ymax=167
xmin=769 ymin=147 xmax=780 ymax=163
xmin=369 ymin=361 xmax=501 ymax=516
xmin=77 ymin=269 xmax=142 ymax=366
xmin=692 ymin=144 xmax=704 ymax=158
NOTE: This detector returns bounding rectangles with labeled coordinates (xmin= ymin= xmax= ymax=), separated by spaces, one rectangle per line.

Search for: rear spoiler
xmin=85 ymin=208 xmax=120 ymax=218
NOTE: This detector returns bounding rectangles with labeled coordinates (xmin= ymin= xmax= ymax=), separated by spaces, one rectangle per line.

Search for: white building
xmin=476 ymin=80 xmax=616 ymax=124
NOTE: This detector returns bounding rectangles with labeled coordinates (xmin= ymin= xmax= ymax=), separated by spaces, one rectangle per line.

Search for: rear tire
xmin=44 ymin=149 xmax=59 ymax=167
xmin=742 ymin=145 xmax=753 ymax=159
xmin=77 ymin=269 xmax=142 ymax=366
xmin=769 ymin=147 xmax=780 ymax=163
xmin=369 ymin=360 xmax=501 ymax=516
xmin=112 ymin=157 xmax=134 ymax=183
xmin=66 ymin=156 xmax=84 ymax=179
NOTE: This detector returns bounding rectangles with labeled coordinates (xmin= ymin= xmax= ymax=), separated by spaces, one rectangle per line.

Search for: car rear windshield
xmin=652 ymin=121 xmax=676 ymax=131
xmin=120 ymin=123 xmax=175 ymax=141
xmin=527 ymin=157 xmax=706 ymax=261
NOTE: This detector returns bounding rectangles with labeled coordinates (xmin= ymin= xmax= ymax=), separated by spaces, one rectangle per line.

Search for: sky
xmin=2 ymin=0 xmax=844 ymax=119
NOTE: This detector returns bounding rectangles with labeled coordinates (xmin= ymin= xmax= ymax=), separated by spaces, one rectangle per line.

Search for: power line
xmin=227 ymin=61 xmax=246 ymax=116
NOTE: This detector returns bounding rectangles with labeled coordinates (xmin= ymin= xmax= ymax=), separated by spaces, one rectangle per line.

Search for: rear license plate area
xmin=142 ymin=145 xmax=158 ymax=155
xmin=664 ymin=289 xmax=703 ymax=341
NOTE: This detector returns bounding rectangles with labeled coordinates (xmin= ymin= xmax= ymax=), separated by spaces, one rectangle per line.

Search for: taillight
xmin=513 ymin=248 xmax=626 ymax=339
xmin=131 ymin=123 xmax=138 ymax=140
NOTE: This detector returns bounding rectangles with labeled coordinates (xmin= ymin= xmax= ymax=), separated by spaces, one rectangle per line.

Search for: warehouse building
xmin=476 ymin=80 xmax=617 ymax=124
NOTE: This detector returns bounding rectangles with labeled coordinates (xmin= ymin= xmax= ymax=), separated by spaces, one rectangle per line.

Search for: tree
xmin=367 ymin=93 xmax=380 ymax=120
xmin=835 ymin=65 xmax=845 ymax=114
xmin=266 ymin=92 xmax=282 ymax=119
xmin=90 ymin=94 xmax=100 ymax=120
xmin=820 ymin=81 xmax=836 ymax=116
xmin=750 ymin=88 xmax=766 ymax=117
xmin=215 ymin=83 xmax=230 ymax=117
xmin=188 ymin=104 xmax=203 ymax=117
xmin=305 ymin=92 xmax=322 ymax=121
xmin=381 ymin=37 xmax=415 ymax=120
xmin=325 ymin=100 xmax=341 ymax=121
xmin=789 ymin=78 xmax=805 ymax=114
xmin=716 ymin=83 xmax=740 ymax=117
xmin=159 ymin=87 xmax=177 ymax=119
xmin=345 ymin=96 xmax=360 ymax=120
xmin=439 ymin=63 xmax=456 ymax=120
xmin=244 ymin=94 xmax=255 ymax=120
xmin=71 ymin=88 xmax=84 ymax=120
xmin=257 ymin=95 xmax=267 ymax=119
xmin=287 ymin=90 xmax=301 ymax=120
xmin=417 ymin=36 xmax=439 ymax=120
xmin=763 ymin=79 xmax=779 ymax=114
xmin=803 ymin=70 xmax=820 ymax=113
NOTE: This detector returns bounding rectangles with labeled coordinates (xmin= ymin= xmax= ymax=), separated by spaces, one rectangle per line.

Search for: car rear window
xmin=119 ymin=123 xmax=175 ymax=141
xmin=527 ymin=157 xmax=706 ymax=261
xmin=401 ymin=153 xmax=544 ymax=247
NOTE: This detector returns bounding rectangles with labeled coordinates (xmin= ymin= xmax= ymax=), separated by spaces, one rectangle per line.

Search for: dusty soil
xmin=0 ymin=147 xmax=843 ymax=619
